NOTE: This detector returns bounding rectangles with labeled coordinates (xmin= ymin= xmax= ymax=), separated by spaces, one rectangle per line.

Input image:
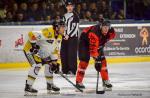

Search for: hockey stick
xmin=58 ymin=72 xmax=83 ymax=92
xmin=96 ymin=71 xmax=105 ymax=94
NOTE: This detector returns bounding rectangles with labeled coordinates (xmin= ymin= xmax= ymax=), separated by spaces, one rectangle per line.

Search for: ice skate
xmin=24 ymin=83 xmax=38 ymax=96
xmin=76 ymin=82 xmax=85 ymax=89
xmin=47 ymin=83 xmax=60 ymax=94
xmin=103 ymin=80 xmax=113 ymax=91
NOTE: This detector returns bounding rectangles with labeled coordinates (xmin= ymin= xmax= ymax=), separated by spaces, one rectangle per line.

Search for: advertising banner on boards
xmin=104 ymin=26 xmax=150 ymax=56
xmin=0 ymin=24 xmax=149 ymax=62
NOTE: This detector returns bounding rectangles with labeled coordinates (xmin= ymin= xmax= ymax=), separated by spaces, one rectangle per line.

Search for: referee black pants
xmin=60 ymin=37 xmax=78 ymax=75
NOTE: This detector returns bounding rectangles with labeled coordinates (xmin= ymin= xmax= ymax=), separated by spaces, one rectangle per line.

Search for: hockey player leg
xmin=24 ymin=63 xmax=42 ymax=96
xmin=100 ymin=59 xmax=112 ymax=91
xmin=44 ymin=63 xmax=60 ymax=94
xmin=76 ymin=61 xmax=89 ymax=89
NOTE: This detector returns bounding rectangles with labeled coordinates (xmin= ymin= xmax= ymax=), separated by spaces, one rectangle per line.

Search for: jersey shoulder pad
xmin=83 ymin=26 xmax=94 ymax=33
xmin=28 ymin=31 xmax=37 ymax=41
xmin=42 ymin=27 xmax=54 ymax=39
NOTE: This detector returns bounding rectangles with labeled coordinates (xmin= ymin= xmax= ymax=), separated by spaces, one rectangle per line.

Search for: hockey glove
xmin=51 ymin=63 xmax=60 ymax=74
xmin=95 ymin=60 xmax=102 ymax=72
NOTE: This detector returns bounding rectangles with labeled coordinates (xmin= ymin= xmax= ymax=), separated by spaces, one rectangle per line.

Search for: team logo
xmin=140 ymin=27 xmax=149 ymax=46
xmin=47 ymin=32 xmax=52 ymax=38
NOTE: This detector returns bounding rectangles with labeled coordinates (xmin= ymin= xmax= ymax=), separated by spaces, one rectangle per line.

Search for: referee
xmin=61 ymin=1 xmax=79 ymax=75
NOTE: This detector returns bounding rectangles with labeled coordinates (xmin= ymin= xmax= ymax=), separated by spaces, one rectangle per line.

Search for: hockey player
xmin=76 ymin=20 xmax=116 ymax=91
xmin=23 ymin=20 xmax=65 ymax=95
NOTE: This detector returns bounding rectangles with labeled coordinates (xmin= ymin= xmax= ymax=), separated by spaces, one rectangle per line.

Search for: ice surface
xmin=0 ymin=62 xmax=150 ymax=98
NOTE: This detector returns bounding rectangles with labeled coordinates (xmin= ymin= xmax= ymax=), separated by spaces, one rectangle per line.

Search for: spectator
xmin=75 ymin=3 xmax=81 ymax=16
xmin=98 ymin=0 xmax=109 ymax=18
xmin=11 ymin=3 xmax=18 ymax=17
xmin=117 ymin=9 xmax=125 ymax=19
xmin=46 ymin=15 xmax=51 ymax=22
xmin=6 ymin=11 xmax=13 ymax=22
xmin=15 ymin=12 xmax=24 ymax=22
xmin=89 ymin=2 xmax=97 ymax=21
xmin=97 ymin=13 xmax=104 ymax=22
xmin=39 ymin=1 xmax=51 ymax=21
xmin=19 ymin=2 xmax=28 ymax=21
xmin=110 ymin=11 xmax=117 ymax=20
xmin=28 ymin=3 xmax=41 ymax=21
xmin=55 ymin=15 xmax=61 ymax=22
xmin=0 ymin=0 xmax=150 ymax=22
xmin=48 ymin=3 xmax=56 ymax=19
xmin=80 ymin=2 xmax=88 ymax=19
xmin=83 ymin=11 xmax=93 ymax=21
xmin=0 ymin=6 xmax=7 ymax=22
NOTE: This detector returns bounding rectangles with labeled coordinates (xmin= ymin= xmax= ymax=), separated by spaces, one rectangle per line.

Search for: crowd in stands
xmin=0 ymin=0 xmax=150 ymax=23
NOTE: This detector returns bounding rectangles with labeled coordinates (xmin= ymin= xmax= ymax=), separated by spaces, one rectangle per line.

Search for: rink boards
xmin=0 ymin=23 xmax=150 ymax=69
xmin=0 ymin=56 xmax=150 ymax=69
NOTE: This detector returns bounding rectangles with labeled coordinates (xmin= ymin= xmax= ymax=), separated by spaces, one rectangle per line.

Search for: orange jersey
xmin=81 ymin=25 xmax=116 ymax=57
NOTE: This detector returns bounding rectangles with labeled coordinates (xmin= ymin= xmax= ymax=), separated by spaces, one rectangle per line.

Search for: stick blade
xmin=96 ymin=90 xmax=105 ymax=94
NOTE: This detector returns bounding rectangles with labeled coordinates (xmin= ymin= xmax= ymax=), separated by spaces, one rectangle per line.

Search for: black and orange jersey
xmin=81 ymin=25 xmax=116 ymax=57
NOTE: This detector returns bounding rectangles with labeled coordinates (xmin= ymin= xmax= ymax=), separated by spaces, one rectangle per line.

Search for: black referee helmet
xmin=65 ymin=1 xmax=74 ymax=6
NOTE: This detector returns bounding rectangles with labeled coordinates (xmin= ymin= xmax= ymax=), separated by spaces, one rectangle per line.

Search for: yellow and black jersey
xmin=23 ymin=26 xmax=62 ymax=54
xmin=23 ymin=26 xmax=62 ymax=63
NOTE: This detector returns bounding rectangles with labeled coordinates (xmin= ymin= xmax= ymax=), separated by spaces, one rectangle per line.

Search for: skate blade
xmin=75 ymin=89 xmax=95 ymax=93
xmin=47 ymin=90 xmax=60 ymax=95
xmin=103 ymin=87 xmax=112 ymax=91
xmin=24 ymin=91 xmax=37 ymax=96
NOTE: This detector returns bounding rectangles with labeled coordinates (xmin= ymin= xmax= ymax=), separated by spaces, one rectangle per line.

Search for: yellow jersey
xmin=23 ymin=26 xmax=62 ymax=58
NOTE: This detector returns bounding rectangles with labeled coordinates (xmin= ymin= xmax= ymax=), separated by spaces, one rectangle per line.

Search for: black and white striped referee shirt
xmin=63 ymin=12 xmax=79 ymax=38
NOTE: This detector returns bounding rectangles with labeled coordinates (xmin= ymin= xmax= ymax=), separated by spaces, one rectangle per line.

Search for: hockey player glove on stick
xmin=94 ymin=57 xmax=105 ymax=94
xmin=51 ymin=62 xmax=60 ymax=74
xmin=94 ymin=57 xmax=102 ymax=72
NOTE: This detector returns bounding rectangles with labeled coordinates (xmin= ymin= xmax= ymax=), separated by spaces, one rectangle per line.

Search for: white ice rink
xmin=0 ymin=62 xmax=150 ymax=98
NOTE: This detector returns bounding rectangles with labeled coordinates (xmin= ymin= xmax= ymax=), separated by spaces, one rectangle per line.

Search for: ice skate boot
xmin=76 ymin=82 xmax=85 ymax=89
xmin=24 ymin=82 xmax=38 ymax=96
xmin=103 ymin=80 xmax=112 ymax=91
xmin=47 ymin=83 xmax=60 ymax=94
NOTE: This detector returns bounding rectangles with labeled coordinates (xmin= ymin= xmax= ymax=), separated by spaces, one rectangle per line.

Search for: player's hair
xmin=52 ymin=20 xmax=65 ymax=30
xmin=99 ymin=20 xmax=111 ymax=29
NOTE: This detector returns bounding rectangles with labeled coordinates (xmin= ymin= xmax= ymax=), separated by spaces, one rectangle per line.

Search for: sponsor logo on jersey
xmin=47 ymin=32 xmax=52 ymax=38
xmin=31 ymin=35 xmax=37 ymax=41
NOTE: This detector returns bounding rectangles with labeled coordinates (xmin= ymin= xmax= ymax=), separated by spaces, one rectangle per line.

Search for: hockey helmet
xmin=52 ymin=20 xmax=65 ymax=29
xmin=101 ymin=20 xmax=111 ymax=27
xmin=65 ymin=1 xmax=74 ymax=6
